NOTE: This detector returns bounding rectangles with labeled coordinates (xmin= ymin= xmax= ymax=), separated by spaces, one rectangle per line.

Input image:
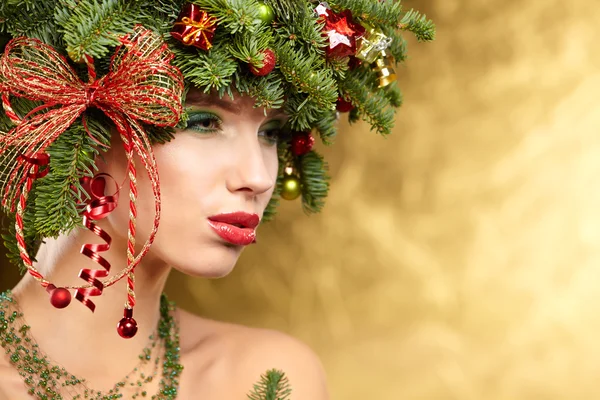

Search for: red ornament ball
xmin=250 ymin=48 xmax=276 ymax=76
xmin=49 ymin=287 xmax=72 ymax=309
xmin=336 ymin=96 xmax=354 ymax=112
xmin=117 ymin=317 xmax=138 ymax=339
xmin=291 ymin=132 xmax=315 ymax=156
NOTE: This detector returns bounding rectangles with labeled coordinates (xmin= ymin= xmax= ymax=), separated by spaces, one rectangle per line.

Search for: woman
xmin=0 ymin=1 xmax=434 ymax=398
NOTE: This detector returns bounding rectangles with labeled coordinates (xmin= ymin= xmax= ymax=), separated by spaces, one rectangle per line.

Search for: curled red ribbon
xmin=75 ymin=174 xmax=119 ymax=312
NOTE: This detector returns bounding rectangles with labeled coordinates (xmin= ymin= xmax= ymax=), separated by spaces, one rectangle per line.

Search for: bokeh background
xmin=2 ymin=0 xmax=600 ymax=398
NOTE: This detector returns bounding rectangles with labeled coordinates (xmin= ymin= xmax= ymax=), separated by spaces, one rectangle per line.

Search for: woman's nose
xmin=225 ymin=135 xmax=276 ymax=196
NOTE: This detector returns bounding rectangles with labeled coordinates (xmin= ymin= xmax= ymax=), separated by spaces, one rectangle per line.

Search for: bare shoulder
xmin=177 ymin=307 xmax=329 ymax=399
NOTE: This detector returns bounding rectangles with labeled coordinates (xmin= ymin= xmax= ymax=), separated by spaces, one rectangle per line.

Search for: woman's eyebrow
xmin=187 ymin=97 xmax=242 ymax=114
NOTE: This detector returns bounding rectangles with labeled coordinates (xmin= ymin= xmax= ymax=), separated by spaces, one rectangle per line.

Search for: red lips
xmin=207 ymin=212 xmax=260 ymax=246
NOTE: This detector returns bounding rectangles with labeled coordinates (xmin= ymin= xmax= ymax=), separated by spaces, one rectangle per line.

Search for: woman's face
xmin=97 ymin=89 xmax=285 ymax=278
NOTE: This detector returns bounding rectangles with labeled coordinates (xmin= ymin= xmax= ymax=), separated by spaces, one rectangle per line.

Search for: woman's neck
xmin=9 ymin=220 xmax=172 ymax=389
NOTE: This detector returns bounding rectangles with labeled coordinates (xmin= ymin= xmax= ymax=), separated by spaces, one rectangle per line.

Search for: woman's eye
xmin=258 ymin=128 xmax=282 ymax=145
xmin=186 ymin=111 xmax=222 ymax=133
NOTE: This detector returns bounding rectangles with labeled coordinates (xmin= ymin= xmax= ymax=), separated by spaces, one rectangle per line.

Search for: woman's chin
xmin=174 ymin=245 xmax=242 ymax=278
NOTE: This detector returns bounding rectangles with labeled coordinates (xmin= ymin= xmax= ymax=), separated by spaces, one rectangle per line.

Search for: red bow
xmin=0 ymin=26 xmax=184 ymax=310
xmin=0 ymin=26 xmax=183 ymax=211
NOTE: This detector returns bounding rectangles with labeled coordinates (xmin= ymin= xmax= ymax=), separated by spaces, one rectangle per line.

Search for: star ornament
xmin=322 ymin=9 xmax=365 ymax=58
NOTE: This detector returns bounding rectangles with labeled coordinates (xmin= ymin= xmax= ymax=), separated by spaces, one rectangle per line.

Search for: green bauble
xmin=257 ymin=2 xmax=275 ymax=24
xmin=281 ymin=175 xmax=302 ymax=200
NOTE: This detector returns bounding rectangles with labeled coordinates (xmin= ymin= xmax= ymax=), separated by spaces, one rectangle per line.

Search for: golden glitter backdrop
xmin=2 ymin=0 xmax=600 ymax=398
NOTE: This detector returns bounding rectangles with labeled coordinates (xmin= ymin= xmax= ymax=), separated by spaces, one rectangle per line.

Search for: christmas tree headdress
xmin=0 ymin=0 xmax=434 ymax=337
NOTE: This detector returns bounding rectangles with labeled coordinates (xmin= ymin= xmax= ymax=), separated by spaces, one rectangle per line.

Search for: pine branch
xmin=191 ymin=0 xmax=263 ymax=34
xmin=313 ymin=111 xmax=338 ymax=145
xmin=33 ymin=116 xmax=111 ymax=238
xmin=234 ymin=72 xmax=285 ymax=111
xmin=60 ymin=0 xmax=143 ymax=61
xmin=299 ymin=150 xmax=329 ymax=214
xmin=247 ymin=369 xmax=292 ymax=400
xmin=329 ymin=0 xmax=403 ymax=27
xmin=0 ymin=0 xmax=62 ymax=46
xmin=340 ymin=70 xmax=395 ymax=135
xmin=171 ymin=41 xmax=238 ymax=94
xmin=262 ymin=145 xmax=288 ymax=222
xmin=400 ymin=9 xmax=436 ymax=42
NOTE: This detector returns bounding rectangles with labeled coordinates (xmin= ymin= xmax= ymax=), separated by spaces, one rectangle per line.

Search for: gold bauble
xmin=281 ymin=175 xmax=302 ymax=200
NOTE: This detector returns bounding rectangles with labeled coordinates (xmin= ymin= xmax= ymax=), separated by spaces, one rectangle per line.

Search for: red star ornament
xmin=323 ymin=10 xmax=365 ymax=58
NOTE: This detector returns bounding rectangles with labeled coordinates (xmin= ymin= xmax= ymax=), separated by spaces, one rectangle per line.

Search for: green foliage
xmin=0 ymin=0 xmax=434 ymax=237
xmin=299 ymin=150 xmax=329 ymax=214
xmin=33 ymin=116 xmax=111 ymax=239
xmin=340 ymin=69 xmax=395 ymax=135
xmin=247 ymin=369 xmax=292 ymax=400
xmin=58 ymin=0 xmax=142 ymax=61
xmin=401 ymin=9 xmax=436 ymax=42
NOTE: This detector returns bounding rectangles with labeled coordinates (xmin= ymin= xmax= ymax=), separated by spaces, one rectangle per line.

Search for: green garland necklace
xmin=0 ymin=291 xmax=183 ymax=400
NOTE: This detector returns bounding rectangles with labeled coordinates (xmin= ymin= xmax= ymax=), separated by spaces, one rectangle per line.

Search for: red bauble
xmin=117 ymin=317 xmax=138 ymax=339
xmin=48 ymin=286 xmax=72 ymax=309
xmin=171 ymin=3 xmax=217 ymax=50
xmin=336 ymin=96 xmax=354 ymax=112
xmin=291 ymin=132 xmax=315 ymax=156
xmin=250 ymin=49 xmax=276 ymax=76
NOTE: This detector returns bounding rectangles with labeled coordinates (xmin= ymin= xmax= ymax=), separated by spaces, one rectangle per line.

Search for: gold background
xmin=2 ymin=0 xmax=600 ymax=398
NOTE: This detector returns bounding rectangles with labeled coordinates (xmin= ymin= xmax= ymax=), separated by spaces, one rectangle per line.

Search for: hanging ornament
xmin=373 ymin=49 xmax=397 ymax=88
xmin=46 ymin=284 xmax=72 ymax=309
xmin=250 ymin=48 xmax=277 ymax=76
xmin=117 ymin=308 xmax=138 ymax=339
xmin=356 ymin=25 xmax=393 ymax=64
xmin=291 ymin=132 xmax=315 ymax=156
xmin=281 ymin=166 xmax=302 ymax=201
xmin=171 ymin=3 xmax=217 ymax=50
xmin=257 ymin=2 xmax=275 ymax=24
xmin=316 ymin=4 xmax=365 ymax=58
xmin=336 ymin=96 xmax=354 ymax=112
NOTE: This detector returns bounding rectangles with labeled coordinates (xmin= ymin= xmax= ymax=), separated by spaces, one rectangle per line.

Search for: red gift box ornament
xmin=171 ymin=3 xmax=217 ymax=50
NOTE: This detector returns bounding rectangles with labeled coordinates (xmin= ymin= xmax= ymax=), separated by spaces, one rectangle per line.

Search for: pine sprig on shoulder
xmin=247 ymin=369 xmax=292 ymax=400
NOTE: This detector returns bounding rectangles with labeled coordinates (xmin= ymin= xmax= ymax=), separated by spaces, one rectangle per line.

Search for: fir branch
xmin=60 ymin=0 xmax=142 ymax=61
xmin=299 ymin=150 xmax=329 ymax=214
xmin=262 ymin=0 xmax=307 ymax=23
xmin=400 ymin=9 xmax=436 ymax=42
xmin=276 ymin=42 xmax=337 ymax=115
xmin=313 ymin=111 xmax=338 ymax=145
xmin=171 ymin=42 xmax=238 ymax=93
xmin=262 ymin=144 xmax=288 ymax=222
xmin=340 ymin=70 xmax=395 ymax=135
xmin=228 ymin=26 xmax=273 ymax=65
xmin=329 ymin=0 xmax=403 ymax=27
xmin=235 ymin=72 xmax=285 ymax=111
xmin=247 ymin=369 xmax=292 ymax=400
xmin=381 ymin=25 xmax=408 ymax=63
xmin=191 ymin=0 xmax=262 ymax=34
xmin=33 ymin=116 xmax=111 ymax=238
xmin=0 ymin=0 xmax=62 ymax=46
xmin=1 ymin=200 xmax=42 ymax=274
xmin=382 ymin=81 xmax=403 ymax=108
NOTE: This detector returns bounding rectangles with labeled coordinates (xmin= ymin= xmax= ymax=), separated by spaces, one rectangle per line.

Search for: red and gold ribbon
xmin=0 ymin=26 xmax=184 ymax=311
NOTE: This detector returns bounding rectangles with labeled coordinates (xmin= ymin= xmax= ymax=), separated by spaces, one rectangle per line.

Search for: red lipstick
xmin=207 ymin=212 xmax=260 ymax=246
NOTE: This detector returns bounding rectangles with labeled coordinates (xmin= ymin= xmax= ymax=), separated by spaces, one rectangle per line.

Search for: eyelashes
xmin=185 ymin=110 xmax=289 ymax=146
